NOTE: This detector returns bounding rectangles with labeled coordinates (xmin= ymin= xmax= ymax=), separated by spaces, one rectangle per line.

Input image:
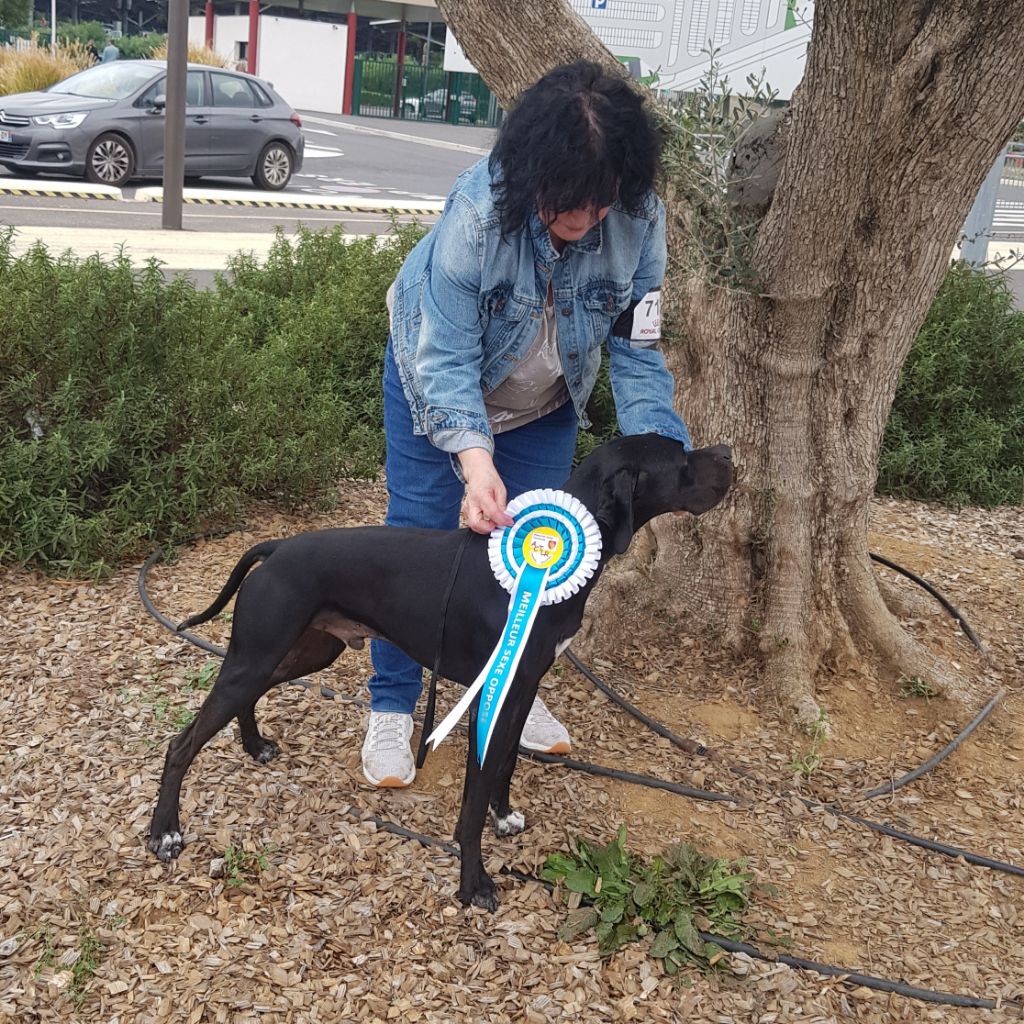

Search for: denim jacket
xmin=389 ymin=157 xmax=691 ymax=454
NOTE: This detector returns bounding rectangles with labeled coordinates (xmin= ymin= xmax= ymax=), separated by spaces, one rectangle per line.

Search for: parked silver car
xmin=0 ymin=60 xmax=305 ymax=189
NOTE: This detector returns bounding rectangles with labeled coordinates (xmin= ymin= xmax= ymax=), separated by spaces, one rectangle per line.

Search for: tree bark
xmin=436 ymin=0 xmax=1024 ymax=723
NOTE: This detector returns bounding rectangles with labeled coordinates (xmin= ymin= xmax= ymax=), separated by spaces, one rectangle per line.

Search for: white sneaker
xmin=361 ymin=711 xmax=416 ymax=788
xmin=519 ymin=696 xmax=571 ymax=754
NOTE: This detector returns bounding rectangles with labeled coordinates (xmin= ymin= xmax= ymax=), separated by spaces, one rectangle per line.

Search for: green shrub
xmin=0 ymin=225 xmax=420 ymax=574
xmin=118 ymin=33 xmax=166 ymax=60
xmin=880 ymin=262 xmax=1024 ymax=506
xmin=54 ymin=20 xmax=105 ymax=47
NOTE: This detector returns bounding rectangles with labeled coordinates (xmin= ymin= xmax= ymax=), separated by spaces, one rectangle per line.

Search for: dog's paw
xmin=489 ymin=808 xmax=526 ymax=838
xmin=457 ymin=883 xmax=499 ymax=913
xmin=147 ymin=831 xmax=184 ymax=862
xmin=471 ymin=888 xmax=499 ymax=913
xmin=245 ymin=737 xmax=280 ymax=764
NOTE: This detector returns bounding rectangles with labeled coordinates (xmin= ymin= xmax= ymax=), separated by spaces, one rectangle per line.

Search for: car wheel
xmin=85 ymin=133 xmax=135 ymax=187
xmin=252 ymin=141 xmax=293 ymax=191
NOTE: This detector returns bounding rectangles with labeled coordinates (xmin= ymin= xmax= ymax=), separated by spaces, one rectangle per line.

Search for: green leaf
xmin=674 ymin=910 xmax=705 ymax=956
xmin=650 ymin=929 xmax=679 ymax=959
xmin=540 ymin=853 xmax=578 ymax=882
xmin=633 ymin=880 xmax=655 ymax=907
xmin=600 ymin=901 xmax=625 ymax=924
xmin=564 ymin=869 xmax=598 ymax=896
xmin=556 ymin=907 xmax=600 ymax=942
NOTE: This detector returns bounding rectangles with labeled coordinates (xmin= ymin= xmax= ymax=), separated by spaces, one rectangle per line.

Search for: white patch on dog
xmin=555 ymin=635 xmax=576 ymax=657
xmin=490 ymin=809 xmax=526 ymax=837
xmin=156 ymin=832 xmax=183 ymax=860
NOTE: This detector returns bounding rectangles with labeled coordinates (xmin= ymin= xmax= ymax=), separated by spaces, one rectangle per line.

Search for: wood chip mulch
xmin=1 ymin=485 xmax=1022 ymax=1023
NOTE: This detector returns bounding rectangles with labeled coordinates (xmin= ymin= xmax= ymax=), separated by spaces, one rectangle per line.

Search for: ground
xmin=0 ymin=484 xmax=1021 ymax=1023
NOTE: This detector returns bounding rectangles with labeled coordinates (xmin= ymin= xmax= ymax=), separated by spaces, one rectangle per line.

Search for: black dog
xmin=147 ymin=434 xmax=733 ymax=910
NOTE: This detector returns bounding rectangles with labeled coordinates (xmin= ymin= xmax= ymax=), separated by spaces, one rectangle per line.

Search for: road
xmin=0 ymin=112 xmax=492 ymax=204
xmin=1 ymin=114 xmax=1023 ymax=302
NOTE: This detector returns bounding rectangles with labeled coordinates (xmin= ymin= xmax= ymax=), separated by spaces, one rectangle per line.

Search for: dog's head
xmin=573 ymin=435 xmax=734 ymax=556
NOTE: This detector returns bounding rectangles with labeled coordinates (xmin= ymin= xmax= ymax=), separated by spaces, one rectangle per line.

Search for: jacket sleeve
xmin=416 ymin=194 xmax=494 ymax=454
xmin=607 ymin=199 xmax=692 ymax=449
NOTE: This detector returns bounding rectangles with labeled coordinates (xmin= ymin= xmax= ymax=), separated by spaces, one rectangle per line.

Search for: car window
xmin=211 ymin=73 xmax=257 ymax=108
xmin=49 ymin=62 xmax=157 ymax=100
xmin=137 ymin=71 xmax=207 ymax=108
xmin=186 ymin=71 xmax=207 ymax=106
xmin=250 ymin=82 xmax=274 ymax=108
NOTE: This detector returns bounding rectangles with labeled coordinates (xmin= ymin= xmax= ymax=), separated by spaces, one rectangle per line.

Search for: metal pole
xmin=247 ymin=0 xmax=259 ymax=74
xmin=162 ymin=0 xmax=188 ymax=230
xmin=50 ymin=0 xmax=57 ymax=54
xmin=960 ymin=145 xmax=1010 ymax=266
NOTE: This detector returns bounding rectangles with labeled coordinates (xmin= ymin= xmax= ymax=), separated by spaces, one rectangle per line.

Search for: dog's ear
xmin=596 ymin=468 xmax=637 ymax=556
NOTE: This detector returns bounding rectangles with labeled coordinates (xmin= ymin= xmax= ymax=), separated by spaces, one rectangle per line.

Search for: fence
xmin=1003 ymin=141 xmax=1024 ymax=183
xmin=352 ymin=57 xmax=501 ymax=128
xmin=0 ymin=30 xmax=34 ymax=50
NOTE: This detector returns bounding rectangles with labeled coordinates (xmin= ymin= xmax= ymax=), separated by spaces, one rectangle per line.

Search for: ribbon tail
xmin=425 ymin=665 xmax=488 ymax=751
xmin=477 ymin=565 xmax=549 ymax=766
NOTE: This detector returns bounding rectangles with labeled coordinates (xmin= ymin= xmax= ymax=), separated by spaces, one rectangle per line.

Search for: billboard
xmin=444 ymin=0 xmax=814 ymax=99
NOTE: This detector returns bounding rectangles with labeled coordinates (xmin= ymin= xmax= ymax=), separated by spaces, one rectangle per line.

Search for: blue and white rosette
xmin=427 ymin=488 xmax=602 ymax=766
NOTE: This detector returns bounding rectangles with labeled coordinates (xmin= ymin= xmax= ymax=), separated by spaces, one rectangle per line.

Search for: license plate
xmin=0 ymin=130 xmax=12 ymax=143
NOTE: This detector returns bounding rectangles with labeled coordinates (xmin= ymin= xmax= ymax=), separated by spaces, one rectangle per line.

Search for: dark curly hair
xmin=489 ymin=60 xmax=661 ymax=237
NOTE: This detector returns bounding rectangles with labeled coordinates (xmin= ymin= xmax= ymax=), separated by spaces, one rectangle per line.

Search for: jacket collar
xmin=529 ymin=210 xmax=604 ymax=258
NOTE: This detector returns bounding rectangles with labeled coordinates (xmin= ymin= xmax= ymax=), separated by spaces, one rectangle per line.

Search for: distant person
xmin=101 ymin=39 xmax=120 ymax=62
xmin=85 ymin=40 xmax=100 ymax=63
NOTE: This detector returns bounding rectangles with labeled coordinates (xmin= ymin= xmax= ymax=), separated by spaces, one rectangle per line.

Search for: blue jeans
xmin=369 ymin=340 xmax=579 ymax=713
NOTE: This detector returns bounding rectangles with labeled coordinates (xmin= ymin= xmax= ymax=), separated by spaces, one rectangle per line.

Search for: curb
xmin=133 ymin=186 xmax=444 ymax=214
xmin=0 ymin=178 xmax=121 ymax=200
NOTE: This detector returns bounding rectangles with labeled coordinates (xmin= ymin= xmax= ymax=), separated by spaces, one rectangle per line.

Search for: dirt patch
xmin=1 ymin=489 xmax=1023 ymax=1022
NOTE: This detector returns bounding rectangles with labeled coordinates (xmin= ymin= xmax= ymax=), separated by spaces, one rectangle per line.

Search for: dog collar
xmin=427 ymin=488 xmax=601 ymax=765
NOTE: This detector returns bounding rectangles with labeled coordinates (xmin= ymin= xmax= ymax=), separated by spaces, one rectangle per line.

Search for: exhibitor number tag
xmin=630 ymin=288 xmax=661 ymax=346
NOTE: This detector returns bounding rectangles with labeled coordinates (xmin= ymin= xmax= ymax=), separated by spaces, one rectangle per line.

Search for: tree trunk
xmin=437 ymin=0 xmax=1024 ymax=723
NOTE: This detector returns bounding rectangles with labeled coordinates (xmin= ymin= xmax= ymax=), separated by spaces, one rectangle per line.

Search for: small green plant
xmin=183 ymin=660 xmax=218 ymax=693
xmin=171 ymin=707 xmax=196 ymax=730
xmin=541 ymin=826 xmax=755 ymax=975
xmin=790 ymin=710 xmax=829 ymax=777
xmin=899 ymin=675 xmax=939 ymax=700
xmin=661 ymin=49 xmax=779 ymax=290
xmin=223 ymin=844 xmax=269 ymax=887
xmin=150 ymin=694 xmax=171 ymax=725
xmin=67 ymin=926 xmax=102 ymax=1007
xmin=31 ymin=927 xmax=56 ymax=977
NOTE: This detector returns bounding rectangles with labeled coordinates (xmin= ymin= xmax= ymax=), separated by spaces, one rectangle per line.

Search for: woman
xmin=363 ymin=60 xmax=691 ymax=787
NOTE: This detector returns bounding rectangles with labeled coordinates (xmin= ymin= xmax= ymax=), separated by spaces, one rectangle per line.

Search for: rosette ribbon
xmin=426 ymin=489 xmax=602 ymax=766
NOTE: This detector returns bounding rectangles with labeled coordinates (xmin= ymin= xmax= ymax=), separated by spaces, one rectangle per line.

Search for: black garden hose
xmin=870 ymin=551 xmax=983 ymax=651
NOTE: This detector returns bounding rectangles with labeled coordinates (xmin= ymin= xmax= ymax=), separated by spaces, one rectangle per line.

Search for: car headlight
xmin=32 ymin=111 xmax=89 ymax=129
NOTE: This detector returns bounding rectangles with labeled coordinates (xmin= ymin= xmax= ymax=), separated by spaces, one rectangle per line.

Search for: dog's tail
xmin=176 ymin=540 xmax=281 ymax=632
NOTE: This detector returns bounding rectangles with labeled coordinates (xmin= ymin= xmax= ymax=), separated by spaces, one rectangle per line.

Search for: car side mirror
xmin=150 ymin=94 xmax=166 ymax=112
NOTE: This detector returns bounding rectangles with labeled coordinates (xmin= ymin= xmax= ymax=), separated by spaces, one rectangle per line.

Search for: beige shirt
xmin=485 ymin=288 xmax=569 ymax=434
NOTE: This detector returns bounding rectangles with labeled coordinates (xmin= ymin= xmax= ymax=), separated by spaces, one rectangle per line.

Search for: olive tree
xmin=436 ymin=0 xmax=1024 ymax=724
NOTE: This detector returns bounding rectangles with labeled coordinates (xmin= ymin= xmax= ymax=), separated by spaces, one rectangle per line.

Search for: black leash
xmin=416 ymin=528 xmax=473 ymax=770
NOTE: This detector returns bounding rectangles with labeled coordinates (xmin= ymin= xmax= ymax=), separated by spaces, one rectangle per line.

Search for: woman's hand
xmin=458 ymin=448 xmax=516 ymax=534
